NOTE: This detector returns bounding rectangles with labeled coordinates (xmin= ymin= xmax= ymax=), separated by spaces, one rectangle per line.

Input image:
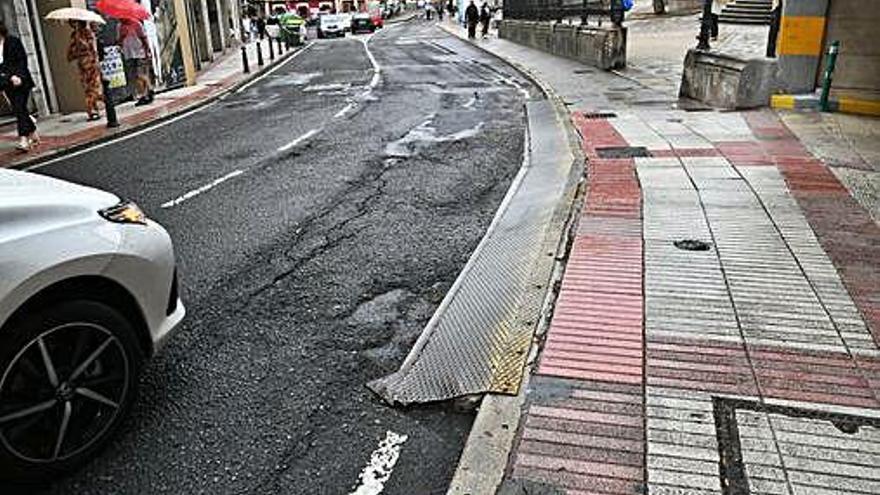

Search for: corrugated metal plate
xmin=368 ymin=101 xmax=578 ymax=405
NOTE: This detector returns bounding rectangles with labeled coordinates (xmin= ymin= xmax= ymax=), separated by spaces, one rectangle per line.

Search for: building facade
xmin=0 ymin=0 xmax=241 ymax=119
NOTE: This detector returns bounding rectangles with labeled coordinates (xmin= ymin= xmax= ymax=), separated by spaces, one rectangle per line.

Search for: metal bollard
xmin=819 ymin=40 xmax=840 ymax=112
xmin=278 ymin=38 xmax=284 ymax=54
xmin=268 ymin=36 xmax=275 ymax=61
xmin=256 ymin=41 xmax=264 ymax=66
xmin=241 ymin=45 xmax=250 ymax=73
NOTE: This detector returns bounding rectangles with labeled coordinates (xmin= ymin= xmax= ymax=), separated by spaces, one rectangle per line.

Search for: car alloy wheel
xmin=0 ymin=322 xmax=129 ymax=464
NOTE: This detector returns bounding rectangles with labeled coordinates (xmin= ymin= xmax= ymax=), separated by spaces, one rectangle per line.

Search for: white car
xmin=317 ymin=13 xmax=345 ymax=38
xmin=0 ymin=169 xmax=184 ymax=480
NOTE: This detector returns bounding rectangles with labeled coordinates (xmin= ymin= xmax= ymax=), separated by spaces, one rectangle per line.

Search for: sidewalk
xmin=0 ymin=39 xmax=298 ymax=169
xmin=441 ymin=21 xmax=880 ymax=495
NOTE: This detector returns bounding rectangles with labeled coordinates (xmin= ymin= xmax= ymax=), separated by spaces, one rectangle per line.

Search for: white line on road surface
xmin=360 ymin=37 xmax=382 ymax=90
xmin=334 ymin=102 xmax=356 ymax=118
xmin=24 ymin=102 xmax=218 ymax=172
xmin=235 ymin=41 xmax=315 ymax=94
xmin=278 ymin=128 xmax=320 ymax=152
xmin=160 ymin=169 xmax=244 ymax=209
xmin=27 ymin=42 xmax=315 ymax=173
xmin=349 ymin=431 xmax=408 ymax=495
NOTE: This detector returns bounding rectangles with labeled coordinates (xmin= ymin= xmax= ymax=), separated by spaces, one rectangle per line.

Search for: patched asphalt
xmin=13 ymin=20 xmax=538 ymax=495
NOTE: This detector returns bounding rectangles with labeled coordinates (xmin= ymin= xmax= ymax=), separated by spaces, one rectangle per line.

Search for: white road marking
xmin=462 ymin=96 xmax=477 ymax=108
xmin=334 ymin=102 xmax=356 ymax=118
xmin=349 ymin=430 xmax=408 ymax=495
xmin=23 ymin=102 xmax=218 ymax=172
xmin=360 ymin=37 xmax=382 ymax=91
xmin=160 ymin=169 xmax=244 ymax=209
xmin=235 ymin=41 xmax=315 ymax=94
xmin=278 ymin=128 xmax=320 ymax=152
xmin=27 ymin=42 xmax=316 ymax=172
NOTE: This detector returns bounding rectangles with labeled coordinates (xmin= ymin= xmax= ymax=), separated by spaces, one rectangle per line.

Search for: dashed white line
xmin=349 ymin=430 xmax=408 ymax=495
xmin=24 ymin=102 xmax=218 ymax=172
xmin=335 ymin=102 xmax=356 ymax=118
xmin=278 ymin=128 xmax=320 ymax=152
xmin=235 ymin=41 xmax=315 ymax=94
xmin=160 ymin=169 xmax=244 ymax=209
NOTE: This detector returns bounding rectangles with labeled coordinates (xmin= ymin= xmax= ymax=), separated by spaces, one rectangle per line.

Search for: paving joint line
xmin=680 ymin=118 xmax=880 ymax=408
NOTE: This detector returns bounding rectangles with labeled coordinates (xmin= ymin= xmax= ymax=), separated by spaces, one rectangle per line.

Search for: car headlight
xmin=99 ymin=201 xmax=147 ymax=225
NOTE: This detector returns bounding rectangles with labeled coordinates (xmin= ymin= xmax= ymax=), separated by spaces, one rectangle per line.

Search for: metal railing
xmin=503 ymin=0 xmax=625 ymax=25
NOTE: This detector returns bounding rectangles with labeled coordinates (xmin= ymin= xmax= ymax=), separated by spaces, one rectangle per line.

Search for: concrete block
xmin=499 ymin=20 xmax=626 ymax=70
xmin=679 ymin=49 xmax=779 ymax=109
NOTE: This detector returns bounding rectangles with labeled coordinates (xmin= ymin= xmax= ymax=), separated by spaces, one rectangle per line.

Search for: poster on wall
xmin=100 ymin=45 xmax=128 ymax=89
xmin=143 ymin=0 xmax=187 ymax=90
xmin=88 ymin=0 xmax=186 ymax=93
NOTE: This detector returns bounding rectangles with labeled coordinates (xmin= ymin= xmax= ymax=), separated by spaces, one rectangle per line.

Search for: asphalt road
xmin=14 ymin=20 xmax=537 ymax=495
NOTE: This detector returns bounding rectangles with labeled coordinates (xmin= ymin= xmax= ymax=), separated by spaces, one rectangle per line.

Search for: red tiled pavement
xmin=741 ymin=111 xmax=880 ymax=345
xmin=506 ymin=109 xmax=880 ymax=495
xmin=510 ymin=112 xmax=646 ymax=494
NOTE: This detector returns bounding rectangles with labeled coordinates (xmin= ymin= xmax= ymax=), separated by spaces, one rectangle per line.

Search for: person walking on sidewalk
xmin=118 ymin=18 xmax=153 ymax=106
xmin=465 ymin=0 xmax=478 ymax=39
xmin=67 ymin=20 xmax=103 ymax=121
xmin=479 ymin=3 xmax=490 ymax=38
xmin=709 ymin=0 xmax=726 ymax=41
xmin=0 ymin=21 xmax=38 ymax=152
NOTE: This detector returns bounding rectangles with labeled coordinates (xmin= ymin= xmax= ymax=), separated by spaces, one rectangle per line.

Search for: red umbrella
xmin=95 ymin=0 xmax=150 ymax=21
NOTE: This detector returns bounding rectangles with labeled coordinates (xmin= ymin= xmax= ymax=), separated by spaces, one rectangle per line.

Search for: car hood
xmin=0 ymin=169 xmax=120 ymax=211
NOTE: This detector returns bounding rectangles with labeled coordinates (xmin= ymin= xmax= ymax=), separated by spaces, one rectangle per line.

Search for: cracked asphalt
xmin=12 ymin=19 xmax=537 ymax=495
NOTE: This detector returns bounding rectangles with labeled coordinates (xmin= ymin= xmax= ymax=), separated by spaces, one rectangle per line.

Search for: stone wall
xmin=498 ymin=20 xmax=626 ymax=70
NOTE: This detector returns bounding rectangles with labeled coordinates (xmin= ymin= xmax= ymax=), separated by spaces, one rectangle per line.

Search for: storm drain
xmin=673 ymin=239 xmax=712 ymax=251
xmin=596 ymin=146 xmax=650 ymax=158
xmin=581 ymin=111 xmax=617 ymax=119
xmin=368 ymin=100 xmax=578 ymax=405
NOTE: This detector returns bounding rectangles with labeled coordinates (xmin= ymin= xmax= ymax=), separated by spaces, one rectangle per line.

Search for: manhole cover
xmin=673 ymin=239 xmax=711 ymax=251
xmin=596 ymin=146 xmax=650 ymax=158
xmin=581 ymin=111 xmax=617 ymax=119
xmin=714 ymin=398 xmax=880 ymax=495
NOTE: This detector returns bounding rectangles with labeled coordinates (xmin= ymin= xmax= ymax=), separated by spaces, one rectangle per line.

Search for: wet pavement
xmin=6 ymin=21 xmax=538 ymax=495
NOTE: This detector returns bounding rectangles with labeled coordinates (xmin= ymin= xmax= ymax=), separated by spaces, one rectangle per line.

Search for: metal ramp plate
xmin=368 ymin=100 xmax=578 ymax=405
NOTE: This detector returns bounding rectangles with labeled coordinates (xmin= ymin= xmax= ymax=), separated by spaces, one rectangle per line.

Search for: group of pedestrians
xmin=0 ymin=16 xmax=153 ymax=152
xmin=464 ymin=0 xmax=492 ymax=40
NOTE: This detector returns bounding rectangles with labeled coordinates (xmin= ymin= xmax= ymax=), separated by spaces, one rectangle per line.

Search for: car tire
xmin=0 ymin=300 xmax=143 ymax=482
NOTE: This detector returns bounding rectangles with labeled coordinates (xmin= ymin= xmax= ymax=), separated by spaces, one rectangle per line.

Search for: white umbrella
xmin=46 ymin=7 xmax=106 ymax=25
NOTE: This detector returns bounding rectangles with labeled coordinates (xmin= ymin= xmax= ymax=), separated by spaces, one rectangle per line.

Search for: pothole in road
xmin=341 ymin=288 xmax=438 ymax=367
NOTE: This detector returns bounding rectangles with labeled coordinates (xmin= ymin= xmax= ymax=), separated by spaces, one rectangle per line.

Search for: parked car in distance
xmin=0 ymin=169 xmax=184 ymax=481
xmin=370 ymin=10 xmax=385 ymax=29
xmin=351 ymin=12 xmax=375 ymax=33
xmin=317 ymin=13 xmax=345 ymax=38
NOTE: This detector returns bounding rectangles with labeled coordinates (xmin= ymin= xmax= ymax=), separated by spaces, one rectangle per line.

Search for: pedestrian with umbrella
xmin=47 ymin=8 xmax=106 ymax=120
xmin=96 ymin=0 xmax=154 ymax=105
xmin=0 ymin=21 xmax=38 ymax=151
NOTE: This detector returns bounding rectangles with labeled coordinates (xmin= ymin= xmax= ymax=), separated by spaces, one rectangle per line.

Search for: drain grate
xmin=596 ymin=146 xmax=650 ymax=158
xmin=581 ymin=112 xmax=617 ymax=120
xmin=674 ymin=239 xmax=712 ymax=251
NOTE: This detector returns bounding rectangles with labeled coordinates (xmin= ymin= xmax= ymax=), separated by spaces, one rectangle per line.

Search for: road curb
xmin=9 ymin=43 xmax=310 ymax=171
xmin=438 ymin=23 xmax=587 ymax=495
